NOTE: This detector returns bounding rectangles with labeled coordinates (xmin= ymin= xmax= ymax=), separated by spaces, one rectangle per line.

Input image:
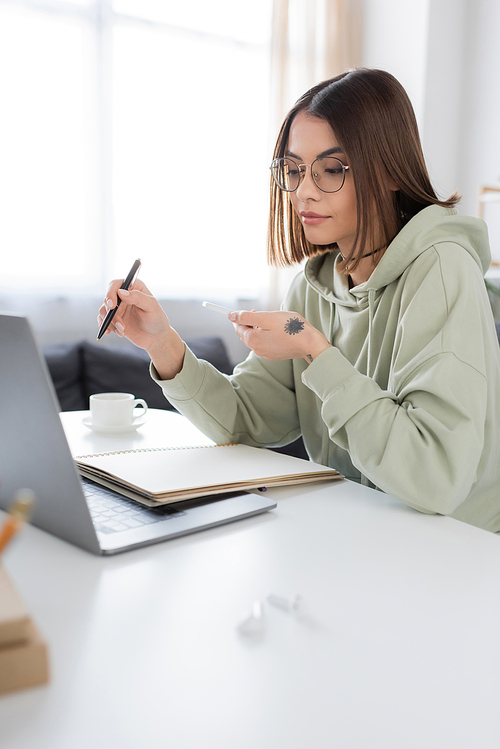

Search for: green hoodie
xmin=154 ymin=206 xmax=500 ymax=532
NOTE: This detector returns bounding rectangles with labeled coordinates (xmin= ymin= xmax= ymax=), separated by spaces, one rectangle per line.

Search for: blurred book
xmin=0 ymin=566 xmax=49 ymax=695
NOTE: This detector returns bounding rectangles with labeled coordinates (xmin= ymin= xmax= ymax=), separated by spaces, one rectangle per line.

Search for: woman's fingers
xmin=103 ymin=278 xmax=151 ymax=308
xmin=116 ymin=286 xmax=157 ymax=312
xmin=228 ymin=310 xmax=268 ymax=329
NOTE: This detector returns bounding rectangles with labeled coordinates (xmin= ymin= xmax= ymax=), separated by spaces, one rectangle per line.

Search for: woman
xmin=98 ymin=68 xmax=500 ymax=531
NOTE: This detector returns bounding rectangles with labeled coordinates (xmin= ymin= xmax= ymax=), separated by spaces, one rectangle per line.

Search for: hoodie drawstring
xmin=360 ymin=289 xmax=376 ymax=487
xmin=321 ymin=302 xmax=337 ymax=466
xmin=367 ymin=289 xmax=375 ymax=379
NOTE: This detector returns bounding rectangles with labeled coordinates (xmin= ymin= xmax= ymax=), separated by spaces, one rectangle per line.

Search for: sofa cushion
xmin=42 ymin=342 xmax=87 ymax=411
xmin=81 ymin=336 xmax=233 ymax=411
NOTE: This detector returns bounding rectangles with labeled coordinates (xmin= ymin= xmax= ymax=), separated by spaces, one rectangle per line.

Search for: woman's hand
xmin=228 ymin=310 xmax=332 ymax=362
xmin=97 ymin=278 xmax=185 ymax=380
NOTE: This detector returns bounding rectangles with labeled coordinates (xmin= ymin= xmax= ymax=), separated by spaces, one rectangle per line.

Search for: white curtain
xmin=266 ymin=0 xmax=363 ymax=308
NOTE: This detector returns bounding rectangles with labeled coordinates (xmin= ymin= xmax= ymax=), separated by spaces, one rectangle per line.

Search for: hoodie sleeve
xmin=302 ymin=244 xmax=494 ymax=516
xmin=150 ymin=345 xmax=302 ymax=448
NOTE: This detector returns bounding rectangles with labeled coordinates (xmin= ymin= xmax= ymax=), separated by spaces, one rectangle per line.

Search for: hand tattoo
xmin=284 ymin=317 xmax=305 ymax=335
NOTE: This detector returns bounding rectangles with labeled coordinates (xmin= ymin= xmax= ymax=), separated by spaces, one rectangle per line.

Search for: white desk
xmin=60 ymin=408 xmax=217 ymax=455
xmin=1 ymin=410 xmax=500 ymax=748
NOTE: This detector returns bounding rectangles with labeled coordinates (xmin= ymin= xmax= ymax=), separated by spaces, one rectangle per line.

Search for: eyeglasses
xmin=270 ymin=156 xmax=350 ymax=194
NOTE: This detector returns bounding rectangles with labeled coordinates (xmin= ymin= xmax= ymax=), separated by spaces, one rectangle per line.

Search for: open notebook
xmin=76 ymin=444 xmax=343 ymax=506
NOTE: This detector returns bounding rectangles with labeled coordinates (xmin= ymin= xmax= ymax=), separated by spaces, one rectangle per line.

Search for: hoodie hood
xmin=304 ymin=205 xmax=491 ymax=307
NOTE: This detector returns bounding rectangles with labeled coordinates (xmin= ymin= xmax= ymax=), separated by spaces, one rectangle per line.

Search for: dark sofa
xmin=43 ymin=336 xmax=233 ymax=412
xmin=43 ymin=336 xmax=308 ymax=459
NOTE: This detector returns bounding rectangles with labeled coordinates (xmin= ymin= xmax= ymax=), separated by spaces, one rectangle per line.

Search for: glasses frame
xmin=270 ymin=156 xmax=350 ymax=194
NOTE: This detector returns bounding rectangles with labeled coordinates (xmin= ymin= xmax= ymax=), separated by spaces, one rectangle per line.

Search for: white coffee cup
xmin=89 ymin=392 xmax=148 ymax=428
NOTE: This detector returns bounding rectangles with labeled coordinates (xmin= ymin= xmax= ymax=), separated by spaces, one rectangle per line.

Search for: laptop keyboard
xmin=82 ymin=479 xmax=186 ymax=534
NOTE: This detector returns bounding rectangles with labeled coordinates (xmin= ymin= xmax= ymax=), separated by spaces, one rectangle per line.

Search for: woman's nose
xmin=295 ymin=164 xmax=321 ymax=202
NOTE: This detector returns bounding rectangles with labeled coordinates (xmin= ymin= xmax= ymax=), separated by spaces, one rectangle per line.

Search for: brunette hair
xmin=267 ymin=68 xmax=460 ymax=274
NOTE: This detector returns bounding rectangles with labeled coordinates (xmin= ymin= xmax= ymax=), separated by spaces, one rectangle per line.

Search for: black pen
xmin=97 ymin=258 xmax=142 ymax=341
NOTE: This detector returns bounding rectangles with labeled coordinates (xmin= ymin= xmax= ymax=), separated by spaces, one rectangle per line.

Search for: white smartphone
xmin=202 ymin=301 xmax=233 ymax=315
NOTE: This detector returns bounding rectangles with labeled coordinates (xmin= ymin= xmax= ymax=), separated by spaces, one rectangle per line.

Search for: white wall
xmin=421 ymin=0 xmax=500 ymax=216
xmin=363 ymin=0 xmax=500 ymax=218
xmin=421 ymin=0 xmax=469 ymax=202
xmin=455 ymin=0 xmax=500 ymax=215
xmin=363 ymin=0 xmax=430 ymax=127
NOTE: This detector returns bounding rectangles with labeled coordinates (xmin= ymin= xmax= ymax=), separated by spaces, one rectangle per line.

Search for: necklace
xmin=340 ymin=248 xmax=380 ymax=261
xmin=343 ymin=247 xmax=384 ymax=288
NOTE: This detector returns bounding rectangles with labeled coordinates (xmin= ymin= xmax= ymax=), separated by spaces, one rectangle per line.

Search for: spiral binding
xmin=76 ymin=443 xmax=237 ymax=459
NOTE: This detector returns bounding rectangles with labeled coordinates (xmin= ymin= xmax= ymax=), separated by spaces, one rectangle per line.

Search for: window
xmin=0 ymin=0 xmax=272 ymax=299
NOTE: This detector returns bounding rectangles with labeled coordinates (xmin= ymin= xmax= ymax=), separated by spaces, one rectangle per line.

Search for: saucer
xmin=82 ymin=415 xmax=147 ymax=434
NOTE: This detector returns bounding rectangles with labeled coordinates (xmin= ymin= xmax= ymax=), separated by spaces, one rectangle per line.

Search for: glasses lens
xmin=312 ymin=157 xmax=345 ymax=193
xmin=270 ymin=158 xmax=300 ymax=192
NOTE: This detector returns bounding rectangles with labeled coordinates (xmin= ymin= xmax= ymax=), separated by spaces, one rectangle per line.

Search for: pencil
xmin=0 ymin=490 xmax=35 ymax=555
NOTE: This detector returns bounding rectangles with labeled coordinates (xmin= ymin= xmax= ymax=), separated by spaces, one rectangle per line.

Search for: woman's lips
xmin=300 ymin=211 xmax=330 ymax=225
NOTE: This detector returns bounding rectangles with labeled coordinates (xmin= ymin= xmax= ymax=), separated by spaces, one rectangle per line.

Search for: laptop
xmin=0 ymin=313 xmax=277 ymax=555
